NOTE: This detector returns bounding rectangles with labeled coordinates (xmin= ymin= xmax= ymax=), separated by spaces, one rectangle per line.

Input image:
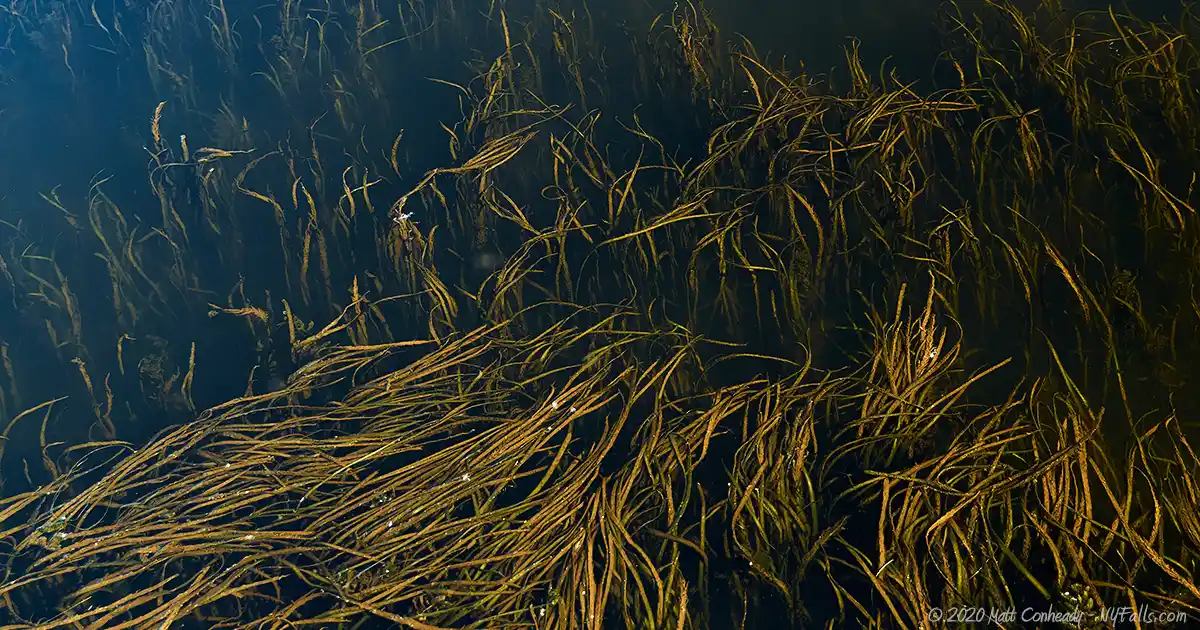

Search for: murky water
xmin=704 ymin=0 xmax=1187 ymax=79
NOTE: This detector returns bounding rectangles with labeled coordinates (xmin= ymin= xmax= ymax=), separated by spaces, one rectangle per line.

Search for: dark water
xmin=707 ymin=0 xmax=1188 ymax=77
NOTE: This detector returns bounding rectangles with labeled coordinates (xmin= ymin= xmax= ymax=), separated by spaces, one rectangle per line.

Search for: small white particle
xmin=461 ymin=473 xmax=471 ymax=482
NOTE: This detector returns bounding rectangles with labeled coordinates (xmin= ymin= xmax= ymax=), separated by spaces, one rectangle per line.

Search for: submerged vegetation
xmin=0 ymin=0 xmax=1197 ymax=627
